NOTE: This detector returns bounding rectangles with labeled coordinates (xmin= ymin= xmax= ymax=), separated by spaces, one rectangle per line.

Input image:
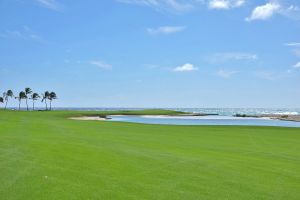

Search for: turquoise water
xmin=109 ymin=115 xmax=300 ymax=127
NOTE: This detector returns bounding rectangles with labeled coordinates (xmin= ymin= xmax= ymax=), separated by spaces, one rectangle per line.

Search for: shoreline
xmin=69 ymin=116 xmax=107 ymax=121
xmin=66 ymin=109 xmax=300 ymax=123
xmin=69 ymin=113 xmax=300 ymax=123
xmin=68 ymin=113 xmax=218 ymax=121
xmin=235 ymin=114 xmax=300 ymax=122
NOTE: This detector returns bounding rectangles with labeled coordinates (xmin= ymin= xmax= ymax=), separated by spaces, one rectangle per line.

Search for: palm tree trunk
xmin=26 ymin=98 xmax=29 ymax=111
xmin=19 ymin=100 xmax=21 ymax=111
xmin=33 ymin=101 xmax=35 ymax=110
xmin=45 ymin=100 xmax=48 ymax=110
xmin=50 ymin=100 xmax=52 ymax=111
xmin=5 ymin=100 xmax=8 ymax=109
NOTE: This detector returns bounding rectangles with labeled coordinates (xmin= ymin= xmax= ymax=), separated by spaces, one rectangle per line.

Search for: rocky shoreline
xmin=234 ymin=114 xmax=300 ymax=122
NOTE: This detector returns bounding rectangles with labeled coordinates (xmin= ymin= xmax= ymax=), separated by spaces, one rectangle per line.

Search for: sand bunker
xmin=69 ymin=116 xmax=106 ymax=121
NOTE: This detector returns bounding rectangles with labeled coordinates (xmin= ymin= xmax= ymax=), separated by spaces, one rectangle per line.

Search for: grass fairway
xmin=0 ymin=110 xmax=300 ymax=200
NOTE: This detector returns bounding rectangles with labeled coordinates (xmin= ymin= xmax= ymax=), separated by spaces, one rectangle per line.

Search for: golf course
xmin=0 ymin=109 xmax=299 ymax=200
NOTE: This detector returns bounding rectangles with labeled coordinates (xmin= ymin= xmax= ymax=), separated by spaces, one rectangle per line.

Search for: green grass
xmin=0 ymin=109 xmax=299 ymax=200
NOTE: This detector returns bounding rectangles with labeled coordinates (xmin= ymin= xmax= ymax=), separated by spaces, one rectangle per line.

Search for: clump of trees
xmin=1 ymin=88 xmax=57 ymax=111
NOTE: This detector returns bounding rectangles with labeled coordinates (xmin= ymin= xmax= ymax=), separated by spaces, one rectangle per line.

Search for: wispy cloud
xmin=90 ymin=60 xmax=112 ymax=70
xmin=255 ymin=70 xmax=291 ymax=80
xmin=117 ymin=0 xmax=201 ymax=13
xmin=216 ymin=69 xmax=238 ymax=78
xmin=208 ymin=52 xmax=258 ymax=63
xmin=246 ymin=1 xmax=300 ymax=21
xmin=147 ymin=26 xmax=186 ymax=34
xmin=255 ymin=71 xmax=278 ymax=80
xmin=173 ymin=63 xmax=198 ymax=72
xmin=117 ymin=0 xmax=159 ymax=6
xmin=208 ymin=0 xmax=245 ymax=10
xmin=294 ymin=62 xmax=300 ymax=68
xmin=285 ymin=42 xmax=300 ymax=61
xmin=280 ymin=4 xmax=300 ymax=20
xmin=0 ymin=26 xmax=44 ymax=42
xmin=117 ymin=0 xmax=247 ymax=12
xmin=285 ymin=42 xmax=300 ymax=47
xmin=117 ymin=0 xmax=299 ymax=21
xmin=34 ymin=0 xmax=62 ymax=11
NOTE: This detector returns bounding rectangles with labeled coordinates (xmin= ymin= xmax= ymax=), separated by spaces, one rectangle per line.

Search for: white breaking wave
xmin=174 ymin=108 xmax=300 ymax=116
xmin=141 ymin=115 xmax=263 ymax=120
xmin=273 ymin=112 xmax=298 ymax=115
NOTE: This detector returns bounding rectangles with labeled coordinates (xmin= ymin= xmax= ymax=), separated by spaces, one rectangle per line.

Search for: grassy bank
xmin=61 ymin=109 xmax=188 ymax=119
xmin=0 ymin=110 xmax=299 ymax=200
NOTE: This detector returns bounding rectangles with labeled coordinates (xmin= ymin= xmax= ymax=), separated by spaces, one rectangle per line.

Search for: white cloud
xmin=34 ymin=0 xmax=62 ymax=11
xmin=118 ymin=0 xmax=299 ymax=20
xmin=164 ymin=0 xmax=195 ymax=12
xmin=255 ymin=70 xmax=291 ymax=80
xmin=118 ymin=0 xmax=247 ymax=12
xmin=285 ymin=42 xmax=300 ymax=47
xmin=117 ymin=0 xmax=197 ymax=13
xmin=90 ymin=60 xmax=112 ymax=70
xmin=209 ymin=52 xmax=258 ymax=63
xmin=173 ymin=63 xmax=198 ymax=72
xmin=294 ymin=62 xmax=300 ymax=68
xmin=246 ymin=1 xmax=300 ymax=21
xmin=208 ymin=0 xmax=245 ymax=10
xmin=117 ymin=0 xmax=158 ymax=5
xmin=287 ymin=5 xmax=300 ymax=11
xmin=0 ymin=30 xmax=21 ymax=38
xmin=285 ymin=41 xmax=300 ymax=61
xmin=255 ymin=71 xmax=277 ymax=80
xmin=280 ymin=4 xmax=300 ymax=20
xmin=147 ymin=26 xmax=186 ymax=34
xmin=217 ymin=69 xmax=238 ymax=78
xmin=0 ymin=26 xmax=43 ymax=42
xmin=246 ymin=2 xmax=280 ymax=21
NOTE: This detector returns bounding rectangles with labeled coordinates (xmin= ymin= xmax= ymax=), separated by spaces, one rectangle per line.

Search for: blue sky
xmin=0 ymin=0 xmax=300 ymax=108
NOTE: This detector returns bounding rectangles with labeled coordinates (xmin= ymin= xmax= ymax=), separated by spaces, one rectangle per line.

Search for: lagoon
xmin=109 ymin=115 xmax=300 ymax=127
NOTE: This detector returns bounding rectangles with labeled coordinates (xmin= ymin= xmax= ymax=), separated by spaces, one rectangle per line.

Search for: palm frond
xmin=25 ymin=88 xmax=32 ymax=95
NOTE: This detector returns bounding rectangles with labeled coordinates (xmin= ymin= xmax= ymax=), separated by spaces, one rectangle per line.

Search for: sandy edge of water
xmin=69 ymin=115 xmax=272 ymax=122
xmin=69 ymin=114 xmax=206 ymax=121
xmin=69 ymin=116 xmax=107 ymax=121
xmin=69 ymin=114 xmax=300 ymax=123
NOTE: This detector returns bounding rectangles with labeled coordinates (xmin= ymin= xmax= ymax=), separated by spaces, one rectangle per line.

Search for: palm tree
xmin=48 ymin=92 xmax=57 ymax=111
xmin=41 ymin=91 xmax=50 ymax=110
xmin=0 ymin=97 xmax=4 ymax=108
xmin=15 ymin=91 xmax=26 ymax=110
xmin=30 ymin=93 xmax=40 ymax=110
xmin=3 ymin=90 xmax=13 ymax=109
xmin=24 ymin=88 xmax=32 ymax=111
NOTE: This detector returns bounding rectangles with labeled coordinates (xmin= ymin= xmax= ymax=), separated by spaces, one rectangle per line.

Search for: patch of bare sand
xmin=69 ymin=116 xmax=106 ymax=121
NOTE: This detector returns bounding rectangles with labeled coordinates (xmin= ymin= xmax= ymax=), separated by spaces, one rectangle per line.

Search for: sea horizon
xmin=6 ymin=107 xmax=300 ymax=116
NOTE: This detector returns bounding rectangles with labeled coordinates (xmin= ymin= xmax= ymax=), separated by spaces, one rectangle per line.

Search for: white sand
xmin=69 ymin=116 xmax=106 ymax=121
